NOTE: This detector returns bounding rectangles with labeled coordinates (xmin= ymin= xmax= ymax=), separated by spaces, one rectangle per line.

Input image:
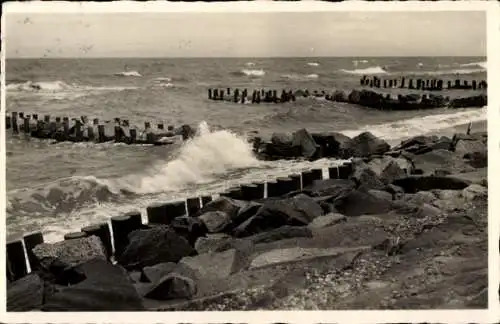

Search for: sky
xmin=4 ymin=11 xmax=486 ymax=58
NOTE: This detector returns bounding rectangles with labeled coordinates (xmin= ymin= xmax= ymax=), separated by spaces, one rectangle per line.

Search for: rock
xmin=414 ymin=203 xmax=442 ymax=219
xmin=311 ymin=132 xmax=351 ymax=158
xmin=198 ymin=211 xmax=232 ymax=233
xmin=384 ymin=184 xmax=405 ymax=200
xmin=194 ymin=233 xmax=233 ymax=254
xmin=393 ymin=175 xmax=471 ymax=194
xmin=42 ymin=259 xmax=144 ymax=311
xmin=332 ymin=90 xmax=349 ymax=102
xmin=292 ymin=128 xmax=319 ymax=159
xmin=412 ymin=149 xmax=474 ymax=175
xmin=393 ymin=135 xmax=447 ymax=154
xmin=247 ymin=225 xmax=312 ymax=244
xmin=303 ymin=179 xmax=356 ymax=198
xmin=333 ymin=189 xmax=393 ymax=217
xmin=404 ymin=191 xmax=437 ymax=205
xmin=464 ymin=151 xmax=487 ymax=169
xmin=352 ymin=167 xmax=385 ymax=190
xmin=249 ymin=246 xmax=368 ymax=269
xmin=307 ymin=213 xmax=347 ymax=229
xmin=140 ymin=262 xmax=199 ymax=284
xmin=170 ymin=215 xmax=208 ymax=245
xmin=180 ymin=249 xmax=238 ymax=280
xmin=343 ymin=132 xmax=390 ymax=158
xmin=232 ymin=201 xmax=262 ymax=228
xmin=232 ymin=194 xmax=323 ymax=237
xmin=380 ymin=160 xmax=407 ymax=184
xmin=368 ymin=189 xmax=393 ymax=201
xmin=117 ymin=225 xmax=196 ymax=271
xmin=32 ymin=235 xmax=107 ymax=270
xmin=7 ymin=273 xmax=44 ymax=311
xmin=196 ymin=197 xmax=245 ymax=220
xmin=144 ymin=274 xmax=197 ymax=301
xmin=454 ymin=139 xmax=486 ymax=158
xmin=462 ymin=184 xmax=487 ymax=202
xmin=271 ymin=132 xmax=293 ymax=146
xmin=449 ymin=94 xmax=487 ymax=108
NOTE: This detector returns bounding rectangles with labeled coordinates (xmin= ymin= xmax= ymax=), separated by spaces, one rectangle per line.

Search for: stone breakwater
xmin=5 ymin=112 xmax=196 ymax=145
xmin=207 ymin=87 xmax=487 ymax=110
xmin=7 ymin=125 xmax=487 ymax=311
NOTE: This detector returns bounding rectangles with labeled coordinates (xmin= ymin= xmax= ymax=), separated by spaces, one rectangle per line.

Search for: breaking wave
xmin=113 ymin=70 xmax=142 ymax=77
xmin=340 ymin=66 xmax=388 ymax=75
xmin=307 ymin=62 xmax=320 ymax=66
xmin=280 ymin=73 xmax=319 ymax=81
xmin=6 ymin=80 xmax=137 ymax=94
xmin=460 ymin=61 xmax=487 ymax=69
xmin=231 ymin=69 xmax=266 ymax=77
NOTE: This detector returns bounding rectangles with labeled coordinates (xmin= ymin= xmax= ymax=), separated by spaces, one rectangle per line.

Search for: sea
xmin=5 ymin=56 xmax=487 ymax=242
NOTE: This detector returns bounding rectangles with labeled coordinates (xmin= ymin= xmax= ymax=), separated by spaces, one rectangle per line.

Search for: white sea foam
xmin=307 ymin=62 xmax=320 ymax=66
xmin=340 ymin=66 xmax=388 ymax=75
xmin=113 ymin=70 xmax=142 ymax=77
xmin=241 ymin=69 xmax=265 ymax=77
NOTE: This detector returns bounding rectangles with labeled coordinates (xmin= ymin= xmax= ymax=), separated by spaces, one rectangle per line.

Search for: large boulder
xmin=180 ymin=248 xmax=239 ymax=280
xmin=332 ymin=189 xmax=393 ymax=216
xmin=7 ymin=273 xmax=45 ymax=311
xmin=144 ymin=274 xmax=197 ymax=301
xmin=412 ymin=149 xmax=474 ymax=175
xmin=292 ymin=128 xmax=320 ymax=159
xmin=140 ymin=262 xmax=198 ymax=284
xmin=303 ymin=178 xmax=356 ymax=198
xmin=198 ymin=211 xmax=232 ymax=233
xmin=351 ymin=166 xmax=385 ymax=190
xmin=194 ymin=233 xmax=233 ymax=254
xmin=454 ymin=139 xmax=486 ymax=158
xmin=311 ymin=132 xmax=351 ymax=158
xmin=342 ymin=132 xmax=390 ymax=158
xmin=271 ymin=132 xmax=293 ymax=146
xmin=307 ymin=213 xmax=347 ymax=229
xmin=117 ymin=225 xmax=196 ymax=271
xmin=42 ymin=259 xmax=144 ymax=311
xmin=246 ymin=225 xmax=312 ymax=244
xmin=195 ymin=196 xmax=245 ymax=219
xmin=232 ymin=194 xmax=323 ymax=237
xmin=32 ymin=235 xmax=107 ymax=271
xmin=393 ymin=175 xmax=471 ymax=194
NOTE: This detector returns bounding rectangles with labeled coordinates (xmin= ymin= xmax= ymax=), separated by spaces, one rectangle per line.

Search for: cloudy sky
xmin=5 ymin=11 xmax=486 ymax=58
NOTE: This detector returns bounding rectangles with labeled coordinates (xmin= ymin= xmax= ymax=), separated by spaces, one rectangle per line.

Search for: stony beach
xmin=7 ymin=124 xmax=488 ymax=311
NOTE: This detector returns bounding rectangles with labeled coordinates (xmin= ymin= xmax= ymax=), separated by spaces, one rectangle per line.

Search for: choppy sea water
xmin=5 ymin=57 xmax=487 ymax=242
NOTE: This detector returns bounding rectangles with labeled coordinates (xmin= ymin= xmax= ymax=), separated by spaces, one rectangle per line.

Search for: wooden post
xmin=93 ymin=118 xmax=99 ymax=125
xmin=97 ymin=125 xmax=106 ymax=143
xmin=23 ymin=116 xmax=30 ymax=134
xmin=276 ymin=177 xmax=295 ymax=196
xmin=114 ymin=125 xmax=122 ymax=142
xmin=400 ymin=77 xmax=405 ymax=89
xmin=11 ymin=112 xmax=19 ymax=134
xmin=266 ymin=180 xmax=279 ymax=198
xmin=75 ymin=120 xmax=83 ymax=141
xmin=23 ymin=232 xmax=44 ymax=272
xmin=6 ymin=116 xmax=11 ymax=130
xmin=87 ymin=125 xmax=95 ymax=141
xmin=201 ymin=195 xmax=213 ymax=206
xmin=208 ymin=88 xmax=212 ymax=100
xmin=129 ymin=128 xmax=137 ymax=144
xmin=328 ymin=166 xmax=339 ymax=179
xmin=62 ymin=117 xmax=70 ymax=139
xmin=146 ymin=202 xmax=169 ymax=225
xmin=43 ymin=115 xmax=50 ymax=123
xmin=33 ymin=114 xmax=38 ymax=120
xmin=338 ymin=162 xmax=353 ymax=179
xmin=7 ymin=239 xmax=27 ymax=281
xmin=157 ymin=123 xmax=164 ymax=130
xmin=289 ymin=174 xmax=301 ymax=191
xmin=186 ymin=197 xmax=202 ymax=216
xmin=241 ymin=183 xmax=264 ymax=200
xmin=111 ymin=212 xmax=142 ymax=258
xmin=466 ymin=121 xmax=472 ymax=135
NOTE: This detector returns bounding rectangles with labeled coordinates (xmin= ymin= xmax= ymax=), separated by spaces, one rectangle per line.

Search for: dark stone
xmin=292 ymin=128 xmax=320 ymax=159
xmin=311 ymin=132 xmax=351 ymax=158
xmin=412 ymin=149 xmax=474 ymax=175
xmin=342 ymin=132 xmax=390 ymax=158
xmin=232 ymin=194 xmax=323 ymax=237
xmin=195 ymin=196 xmax=245 ymax=220
xmin=393 ymin=175 xmax=472 ymax=194
xmin=380 ymin=160 xmax=407 ymax=184
xmin=144 ymin=274 xmax=197 ymax=301
xmin=333 ymin=189 xmax=393 ymax=216
xmin=271 ymin=132 xmax=293 ymax=146
xmin=199 ymin=211 xmax=232 ymax=233
xmin=303 ymin=179 xmax=356 ymax=199
xmin=140 ymin=262 xmax=198 ymax=284
xmin=352 ymin=167 xmax=385 ymax=191
xmin=42 ymin=259 xmax=144 ymax=311
xmin=246 ymin=225 xmax=312 ymax=244
xmin=7 ymin=273 xmax=44 ymax=311
xmin=117 ymin=226 xmax=196 ymax=271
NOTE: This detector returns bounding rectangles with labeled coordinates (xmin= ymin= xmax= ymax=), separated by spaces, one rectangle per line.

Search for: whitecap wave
xmin=240 ymin=69 xmax=265 ymax=77
xmin=245 ymin=62 xmax=255 ymax=67
xmin=340 ymin=66 xmax=388 ymax=75
xmin=460 ymin=61 xmax=487 ymax=69
xmin=113 ymin=70 xmax=142 ymax=77
xmin=307 ymin=62 xmax=320 ymax=67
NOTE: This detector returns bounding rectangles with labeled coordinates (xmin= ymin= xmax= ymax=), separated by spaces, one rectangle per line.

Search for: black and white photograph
xmin=1 ymin=2 xmax=497 ymax=322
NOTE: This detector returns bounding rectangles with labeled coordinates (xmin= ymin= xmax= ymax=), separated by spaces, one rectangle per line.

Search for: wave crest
xmin=307 ymin=62 xmax=320 ymax=67
xmin=340 ymin=66 xmax=388 ymax=75
xmin=113 ymin=70 xmax=142 ymax=77
xmin=231 ymin=69 xmax=266 ymax=77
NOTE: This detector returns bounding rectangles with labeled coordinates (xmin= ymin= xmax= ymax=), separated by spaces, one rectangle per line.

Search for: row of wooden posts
xmin=360 ymin=76 xmax=488 ymax=91
xmin=5 ymin=112 xmax=189 ymax=144
xmin=208 ymin=87 xmax=297 ymax=104
xmin=6 ymin=161 xmax=353 ymax=282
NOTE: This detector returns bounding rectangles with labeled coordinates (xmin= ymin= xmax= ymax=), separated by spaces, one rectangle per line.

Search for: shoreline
xmin=7 ymin=125 xmax=488 ymax=311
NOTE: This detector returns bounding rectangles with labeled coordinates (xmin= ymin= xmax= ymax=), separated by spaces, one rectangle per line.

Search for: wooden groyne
xmin=359 ymin=76 xmax=488 ymax=91
xmin=207 ymin=87 xmax=487 ymax=109
xmin=5 ymin=112 xmax=195 ymax=145
xmin=6 ymin=162 xmax=351 ymax=283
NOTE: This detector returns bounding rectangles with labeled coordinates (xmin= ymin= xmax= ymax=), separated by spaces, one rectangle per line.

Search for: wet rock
xmin=232 ymin=194 xmax=323 ymax=237
xmin=144 ymin=274 xmax=197 ymax=301
xmin=199 ymin=211 xmax=232 ymax=233
xmin=7 ymin=273 xmax=44 ymax=311
xmin=393 ymin=175 xmax=471 ymax=194
xmin=42 ymin=259 xmax=144 ymax=311
xmin=342 ymin=132 xmax=390 ymax=158
xmin=311 ymin=132 xmax=351 ymax=158
xmin=303 ymin=178 xmax=356 ymax=199
xmin=117 ymin=225 xmax=196 ymax=271
xmin=380 ymin=160 xmax=407 ymax=184
xmin=307 ymin=213 xmax=347 ymax=229
xmin=412 ymin=149 xmax=473 ymax=175
xmin=196 ymin=196 xmax=245 ymax=220
xmin=33 ymin=235 xmax=107 ymax=270
xmin=292 ymin=128 xmax=319 ymax=159
xmin=454 ymin=139 xmax=486 ymax=158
